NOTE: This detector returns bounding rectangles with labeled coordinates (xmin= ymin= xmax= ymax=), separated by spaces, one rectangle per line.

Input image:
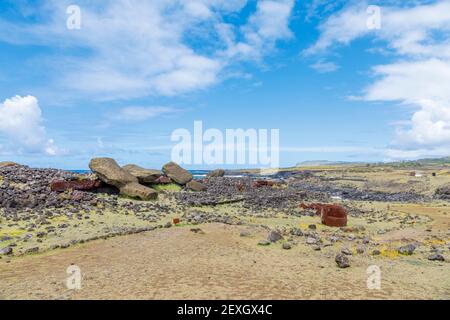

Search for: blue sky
xmin=0 ymin=0 xmax=450 ymax=169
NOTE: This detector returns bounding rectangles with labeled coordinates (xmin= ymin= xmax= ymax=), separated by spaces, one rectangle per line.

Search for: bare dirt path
xmin=0 ymin=223 xmax=449 ymax=300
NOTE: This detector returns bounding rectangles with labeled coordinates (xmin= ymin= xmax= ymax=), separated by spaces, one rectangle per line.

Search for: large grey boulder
xmin=207 ymin=169 xmax=225 ymax=178
xmin=267 ymin=230 xmax=283 ymax=243
xmin=162 ymin=162 xmax=193 ymax=185
xmin=187 ymin=180 xmax=207 ymax=192
xmin=89 ymin=158 xmax=137 ymax=188
xmin=0 ymin=246 xmax=13 ymax=256
xmin=123 ymin=164 xmax=163 ymax=184
xmin=120 ymin=182 xmax=158 ymax=201
xmin=398 ymin=244 xmax=416 ymax=256
xmin=335 ymin=253 xmax=350 ymax=268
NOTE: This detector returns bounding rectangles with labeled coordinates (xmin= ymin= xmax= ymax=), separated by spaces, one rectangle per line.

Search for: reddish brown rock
xmin=321 ymin=209 xmax=347 ymax=227
xmin=154 ymin=176 xmax=172 ymax=184
xmin=187 ymin=180 xmax=207 ymax=192
xmin=51 ymin=180 xmax=102 ymax=192
xmin=252 ymin=180 xmax=275 ymax=188
xmin=299 ymin=203 xmax=348 ymax=227
xmin=162 ymin=162 xmax=193 ymax=185
xmin=236 ymin=181 xmax=246 ymax=192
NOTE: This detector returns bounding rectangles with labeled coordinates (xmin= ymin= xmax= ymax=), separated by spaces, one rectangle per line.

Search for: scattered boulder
xmin=341 ymin=247 xmax=353 ymax=256
xmin=282 ymin=243 xmax=292 ymax=250
xmin=356 ymin=245 xmax=365 ymax=254
xmin=290 ymin=228 xmax=303 ymax=237
xmin=335 ymin=253 xmax=350 ymax=268
xmin=207 ymin=169 xmax=225 ymax=178
xmin=258 ymin=240 xmax=271 ymax=246
xmin=372 ymin=250 xmax=381 ymax=256
xmin=187 ymin=180 xmax=207 ymax=192
xmin=162 ymin=162 xmax=193 ymax=185
xmin=89 ymin=158 xmax=137 ymax=188
xmin=306 ymin=237 xmax=317 ymax=245
xmin=398 ymin=244 xmax=416 ymax=256
xmin=267 ymin=230 xmax=283 ymax=243
xmin=123 ymin=164 xmax=163 ymax=184
xmin=428 ymin=253 xmax=445 ymax=262
xmin=120 ymin=182 xmax=158 ymax=201
xmin=0 ymin=247 xmax=13 ymax=256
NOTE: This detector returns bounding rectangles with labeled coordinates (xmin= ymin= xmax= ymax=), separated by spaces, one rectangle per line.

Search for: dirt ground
xmin=1 ymin=223 xmax=448 ymax=300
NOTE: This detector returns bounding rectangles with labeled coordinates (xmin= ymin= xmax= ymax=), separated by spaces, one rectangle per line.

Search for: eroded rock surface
xmin=123 ymin=164 xmax=162 ymax=184
xmin=162 ymin=162 xmax=193 ymax=185
xmin=120 ymin=182 xmax=158 ymax=201
xmin=89 ymin=158 xmax=137 ymax=188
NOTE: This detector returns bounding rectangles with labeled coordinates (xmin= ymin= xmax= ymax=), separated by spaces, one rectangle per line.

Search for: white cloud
xmin=183 ymin=1 xmax=213 ymax=19
xmin=307 ymin=0 xmax=450 ymax=156
xmin=365 ymin=59 xmax=450 ymax=103
xmin=306 ymin=1 xmax=450 ymax=58
xmin=0 ymin=0 xmax=295 ymax=100
xmin=0 ymin=95 xmax=60 ymax=155
xmin=222 ymin=0 xmax=295 ymax=61
xmin=304 ymin=3 xmax=369 ymax=55
xmin=247 ymin=0 xmax=294 ymax=40
xmin=310 ymin=60 xmax=340 ymax=73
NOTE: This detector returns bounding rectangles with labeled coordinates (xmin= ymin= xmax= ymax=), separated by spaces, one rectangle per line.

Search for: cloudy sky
xmin=0 ymin=0 xmax=449 ymax=169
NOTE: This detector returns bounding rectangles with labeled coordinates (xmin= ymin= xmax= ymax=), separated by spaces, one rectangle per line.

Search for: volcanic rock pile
xmin=0 ymin=159 xmax=207 ymax=212
xmin=0 ymin=165 xmax=93 ymax=211
xmin=175 ymin=177 xmax=308 ymax=210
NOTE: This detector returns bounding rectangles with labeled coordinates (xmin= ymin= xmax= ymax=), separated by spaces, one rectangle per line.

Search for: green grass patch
xmin=0 ymin=228 xmax=26 ymax=238
xmin=151 ymin=183 xmax=182 ymax=192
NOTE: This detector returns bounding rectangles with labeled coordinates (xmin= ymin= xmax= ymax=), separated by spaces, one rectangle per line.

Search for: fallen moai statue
xmin=51 ymin=179 xmax=102 ymax=192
